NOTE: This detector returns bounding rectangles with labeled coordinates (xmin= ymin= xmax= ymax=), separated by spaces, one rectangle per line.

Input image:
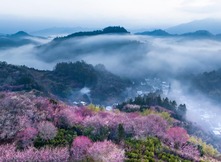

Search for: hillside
xmin=190 ymin=69 xmax=221 ymax=102
xmin=0 ymin=91 xmax=220 ymax=161
xmin=0 ymin=61 xmax=131 ymax=105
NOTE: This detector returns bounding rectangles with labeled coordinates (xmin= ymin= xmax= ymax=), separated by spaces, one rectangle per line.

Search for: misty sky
xmin=1 ymin=0 xmax=221 ymax=32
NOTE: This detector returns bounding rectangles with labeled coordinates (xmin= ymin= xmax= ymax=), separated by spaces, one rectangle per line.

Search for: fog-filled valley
xmin=1 ymin=27 xmax=221 ymax=161
xmin=3 ymin=29 xmax=221 ymax=77
xmin=2 ymin=27 xmax=221 ymax=133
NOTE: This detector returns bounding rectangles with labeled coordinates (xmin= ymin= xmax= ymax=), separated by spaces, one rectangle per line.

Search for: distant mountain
xmin=136 ymin=29 xmax=173 ymax=36
xmin=31 ymin=27 xmax=92 ymax=37
xmin=0 ymin=31 xmax=46 ymax=49
xmin=10 ymin=31 xmax=30 ymax=38
xmin=181 ymin=30 xmax=214 ymax=38
xmin=36 ymin=26 xmax=145 ymax=63
xmin=166 ymin=19 xmax=221 ymax=34
xmin=136 ymin=29 xmax=220 ymax=39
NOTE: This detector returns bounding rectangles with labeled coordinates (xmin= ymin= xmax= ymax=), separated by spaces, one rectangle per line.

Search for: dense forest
xmin=0 ymin=61 xmax=130 ymax=105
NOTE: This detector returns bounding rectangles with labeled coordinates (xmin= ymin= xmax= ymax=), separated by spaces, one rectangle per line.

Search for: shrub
xmin=189 ymin=136 xmax=219 ymax=157
xmin=166 ymin=127 xmax=189 ymax=149
xmin=17 ymin=127 xmax=38 ymax=149
xmin=37 ymin=121 xmax=57 ymax=140
xmin=34 ymin=129 xmax=77 ymax=148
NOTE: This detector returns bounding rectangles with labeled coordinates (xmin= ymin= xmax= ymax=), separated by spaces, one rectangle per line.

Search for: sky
xmin=0 ymin=0 xmax=221 ymax=32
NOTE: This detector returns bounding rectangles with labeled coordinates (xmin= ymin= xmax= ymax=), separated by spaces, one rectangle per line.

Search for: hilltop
xmin=54 ymin=26 xmax=129 ymax=41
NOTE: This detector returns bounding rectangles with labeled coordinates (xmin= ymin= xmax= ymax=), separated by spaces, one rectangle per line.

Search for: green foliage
xmin=158 ymin=112 xmax=174 ymax=124
xmin=87 ymin=104 xmax=104 ymax=112
xmin=75 ymin=125 xmax=110 ymax=142
xmin=54 ymin=61 xmax=98 ymax=87
xmin=189 ymin=136 xmax=219 ymax=157
xmin=34 ymin=129 xmax=77 ymax=148
xmin=117 ymin=124 xmax=125 ymax=143
xmin=125 ymin=137 xmax=191 ymax=162
xmin=125 ymin=137 xmax=161 ymax=161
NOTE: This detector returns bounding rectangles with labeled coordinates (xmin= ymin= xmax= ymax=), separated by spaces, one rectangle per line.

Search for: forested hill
xmin=54 ymin=26 xmax=129 ymax=41
xmin=191 ymin=69 xmax=221 ymax=102
xmin=0 ymin=61 xmax=131 ymax=105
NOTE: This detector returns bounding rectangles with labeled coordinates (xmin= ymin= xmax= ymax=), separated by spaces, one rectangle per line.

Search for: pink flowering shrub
xmin=83 ymin=114 xmax=111 ymax=130
xmin=71 ymin=136 xmax=92 ymax=161
xmin=88 ymin=140 xmax=124 ymax=162
xmin=0 ymin=144 xmax=69 ymax=162
xmin=17 ymin=127 xmax=38 ymax=149
xmin=37 ymin=121 xmax=57 ymax=140
xmin=0 ymin=92 xmax=60 ymax=141
xmin=57 ymin=108 xmax=84 ymax=128
xmin=179 ymin=143 xmax=200 ymax=160
xmin=166 ymin=127 xmax=189 ymax=149
xmin=134 ymin=114 xmax=169 ymax=138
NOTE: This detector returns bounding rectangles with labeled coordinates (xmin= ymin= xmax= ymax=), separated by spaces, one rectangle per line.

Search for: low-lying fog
xmin=1 ymin=34 xmax=221 ymax=134
xmin=1 ymin=34 xmax=221 ymax=76
xmin=167 ymin=81 xmax=221 ymax=135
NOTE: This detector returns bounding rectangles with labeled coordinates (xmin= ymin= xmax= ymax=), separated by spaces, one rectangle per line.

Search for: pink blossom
xmin=57 ymin=108 xmax=84 ymax=128
xmin=88 ymin=140 xmax=125 ymax=162
xmin=71 ymin=136 xmax=92 ymax=161
xmin=166 ymin=127 xmax=189 ymax=149
xmin=17 ymin=127 xmax=38 ymax=148
xmin=134 ymin=114 xmax=168 ymax=138
xmin=0 ymin=144 xmax=69 ymax=162
xmin=37 ymin=121 xmax=57 ymax=140
xmin=179 ymin=143 xmax=200 ymax=160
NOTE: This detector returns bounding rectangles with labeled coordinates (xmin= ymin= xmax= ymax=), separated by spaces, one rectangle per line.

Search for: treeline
xmin=117 ymin=93 xmax=187 ymax=121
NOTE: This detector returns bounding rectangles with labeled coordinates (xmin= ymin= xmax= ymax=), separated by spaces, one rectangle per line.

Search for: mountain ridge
xmin=54 ymin=26 xmax=130 ymax=41
xmin=166 ymin=18 xmax=221 ymax=34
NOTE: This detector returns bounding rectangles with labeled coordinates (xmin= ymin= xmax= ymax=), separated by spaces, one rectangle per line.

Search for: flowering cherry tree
xmin=166 ymin=127 xmax=189 ymax=149
xmin=180 ymin=143 xmax=200 ymax=160
xmin=17 ymin=127 xmax=38 ymax=149
xmin=71 ymin=136 xmax=92 ymax=161
xmin=134 ymin=114 xmax=168 ymax=138
xmin=0 ymin=144 xmax=69 ymax=162
xmin=37 ymin=121 xmax=57 ymax=140
xmin=88 ymin=140 xmax=124 ymax=162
